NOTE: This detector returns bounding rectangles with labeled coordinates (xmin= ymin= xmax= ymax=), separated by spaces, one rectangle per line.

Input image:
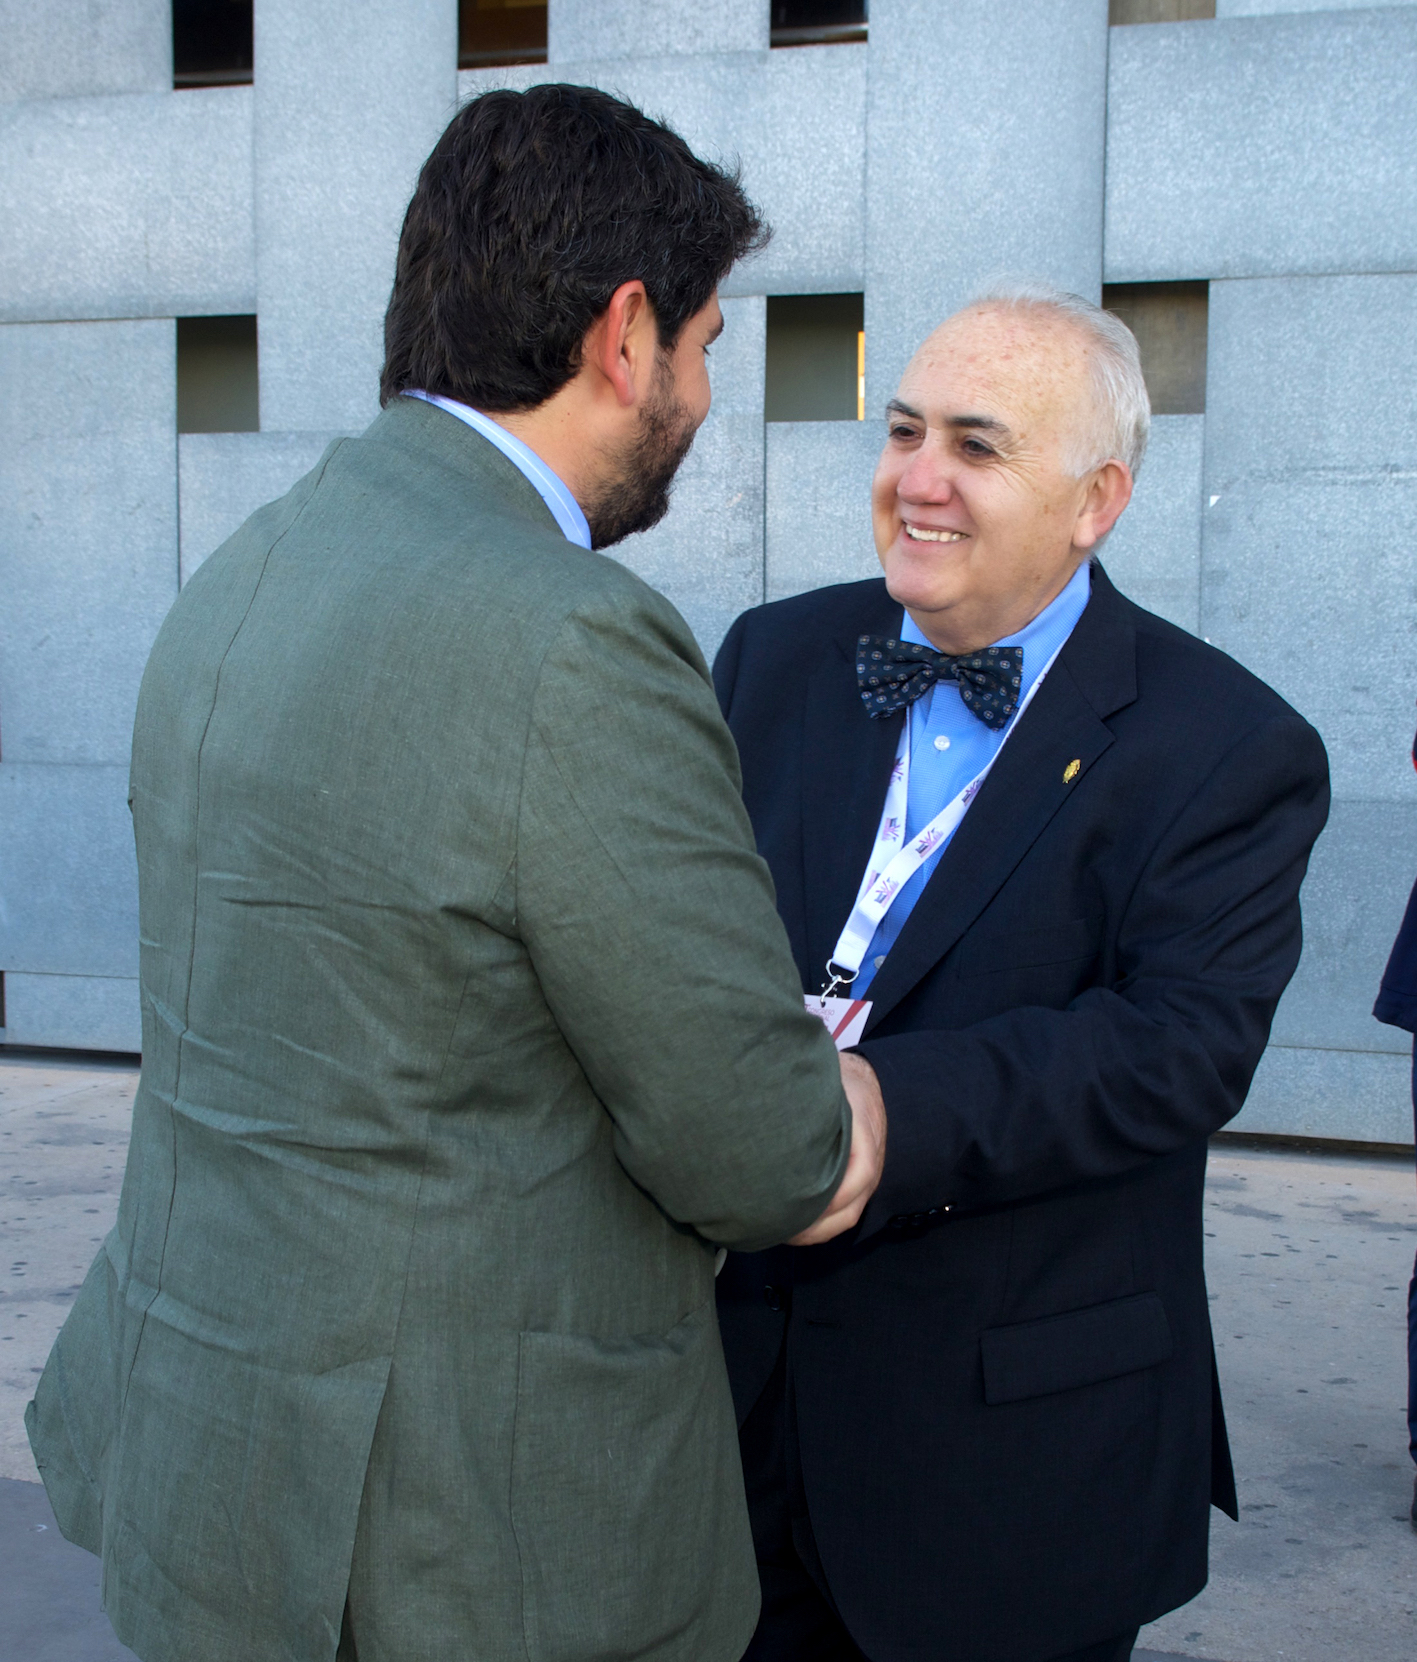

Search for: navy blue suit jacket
xmin=713 ymin=565 xmax=1330 ymax=1662
xmin=1376 ymin=874 xmax=1417 ymax=1034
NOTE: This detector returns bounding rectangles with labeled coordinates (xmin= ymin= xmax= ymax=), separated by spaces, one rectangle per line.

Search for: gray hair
xmin=965 ymin=281 xmax=1151 ymax=479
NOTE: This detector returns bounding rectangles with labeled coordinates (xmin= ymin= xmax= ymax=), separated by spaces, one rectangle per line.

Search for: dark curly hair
xmin=380 ymin=84 xmax=769 ymax=412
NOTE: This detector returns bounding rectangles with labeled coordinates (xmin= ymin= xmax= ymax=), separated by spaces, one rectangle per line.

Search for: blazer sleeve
xmin=515 ymin=582 xmax=851 ymax=1253
xmin=853 ymin=713 xmax=1330 ymax=1229
xmin=1374 ymin=873 xmax=1417 ymax=1032
xmin=711 ymin=607 xmax=750 ymax=718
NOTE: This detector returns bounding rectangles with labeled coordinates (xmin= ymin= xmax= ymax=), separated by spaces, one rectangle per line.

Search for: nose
xmin=896 ymin=440 xmax=955 ymax=506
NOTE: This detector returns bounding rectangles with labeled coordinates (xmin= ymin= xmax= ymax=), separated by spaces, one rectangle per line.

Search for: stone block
xmin=0 ymin=87 xmax=255 ymax=323
xmin=1201 ymin=275 xmax=1417 ymax=802
xmin=608 ymin=296 xmax=764 ymax=656
xmin=179 ymin=431 xmax=345 ymax=582
xmin=458 ymin=44 xmax=867 ymax=297
xmin=765 ymin=420 xmax=882 ymax=602
xmin=0 ymin=765 xmax=138 ymax=980
xmin=725 ymin=43 xmax=866 ymax=297
xmin=1219 ymin=0 xmax=1416 ymax=13
xmin=255 ymin=0 xmax=458 ymax=432
xmin=1269 ymin=800 xmax=1417 ymax=1057
xmin=1204 ymin=276 xmax=1417 ymax=479
xmin=1101 ymin=414 xmax=1202 ymax=634
xmin=0 ymin=320 xmax=178 ymax=767
xmin=0 ymin=974 xmax=141 ymax=1054
xmin=864 ymin=0 xmax=1110 ymax=408
xmin=1105 ymin=10 xmax=1417 ymax=282
xmin=549 ymin=0 xmax=766 ymax=61
xmin=1232 ymin=1045 xmax=1413 ymax=1147
xmin=0 ymin=0 xmax=170 ymax=103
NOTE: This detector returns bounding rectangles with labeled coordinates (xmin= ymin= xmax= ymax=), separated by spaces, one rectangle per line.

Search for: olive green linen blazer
xmin=27 ymin=396 xmax=850 ymax=1662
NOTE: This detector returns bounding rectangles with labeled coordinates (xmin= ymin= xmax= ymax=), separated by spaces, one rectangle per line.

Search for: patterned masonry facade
xmin=2 ymin=0 xmax=1415 ymax=1143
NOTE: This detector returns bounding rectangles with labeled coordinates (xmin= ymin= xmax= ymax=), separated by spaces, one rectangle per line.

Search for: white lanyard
xmin=823 ymin=639 xmax=1066 ymax=994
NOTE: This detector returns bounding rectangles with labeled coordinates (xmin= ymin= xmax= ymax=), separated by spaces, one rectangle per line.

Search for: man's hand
xmin=790 ymin=1052 xmax=887 ymax=1245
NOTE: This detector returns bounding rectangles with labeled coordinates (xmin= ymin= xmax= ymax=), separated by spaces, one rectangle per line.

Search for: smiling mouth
xmin=904 ymin=524 xmax=968 ymax=543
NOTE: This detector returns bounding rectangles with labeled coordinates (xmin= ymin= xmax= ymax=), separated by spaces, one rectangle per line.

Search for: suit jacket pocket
xmin=510 ymin=1299 xmax=756 ymax=1662
xmin=980 ymin=1292 xmax=1173 ymax=1406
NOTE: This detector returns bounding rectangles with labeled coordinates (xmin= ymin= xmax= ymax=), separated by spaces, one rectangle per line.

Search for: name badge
xmin=805 ymin=994 xmax=872 ymax=1050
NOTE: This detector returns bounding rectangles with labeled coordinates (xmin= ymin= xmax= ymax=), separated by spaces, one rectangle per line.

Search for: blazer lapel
xmin=860 ymin=565 xmax=1139 ymax=1030
xmin=801 ymin=590 xmax=905 ymax=989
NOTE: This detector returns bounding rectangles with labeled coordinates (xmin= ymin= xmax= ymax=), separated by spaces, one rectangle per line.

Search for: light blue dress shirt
xmin=852 ymin=560 xmax=1093 ymax=997
xmin=403 ymin=389 xmax=592 ymax=550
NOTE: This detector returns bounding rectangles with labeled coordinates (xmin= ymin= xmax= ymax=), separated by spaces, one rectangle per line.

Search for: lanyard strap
xmin=824 ymin=640 xmax=1066 ymax=992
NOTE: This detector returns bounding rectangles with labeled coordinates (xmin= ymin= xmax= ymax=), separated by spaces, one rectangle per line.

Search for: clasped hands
xmin=791 ymin=1051 xmax=887 ymax=1246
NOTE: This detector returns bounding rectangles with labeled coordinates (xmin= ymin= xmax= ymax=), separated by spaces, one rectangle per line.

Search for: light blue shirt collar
xmin=897 ymin=558 xmax=1092 ymax=711
xmin=403 ymin=390 xmax=592 ymax=550
xmin=849 ymin=561 xmax=1093 ymax=998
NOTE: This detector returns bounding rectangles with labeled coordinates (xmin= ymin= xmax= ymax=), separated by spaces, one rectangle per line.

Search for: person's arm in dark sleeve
xmin=1374 ymin=873 xmax=1417 ymax=1032
xmin=853 ymin=714 xmax=1330 ymax=1231
xmin=712 ymin=606 xmax=750 ymax=720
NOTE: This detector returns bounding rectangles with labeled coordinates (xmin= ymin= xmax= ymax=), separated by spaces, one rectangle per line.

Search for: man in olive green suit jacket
xmin=27 ymin=89 xmax=879 ymax=1662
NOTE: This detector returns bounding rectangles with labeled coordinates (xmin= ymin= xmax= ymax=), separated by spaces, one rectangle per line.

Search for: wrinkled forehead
xmin=899 ymin=305 xmax=1093 ymax=437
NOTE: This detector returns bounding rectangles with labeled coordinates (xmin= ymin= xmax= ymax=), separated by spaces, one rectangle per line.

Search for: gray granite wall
xmin=1 ymin=1 xmax=1413 ymax=1145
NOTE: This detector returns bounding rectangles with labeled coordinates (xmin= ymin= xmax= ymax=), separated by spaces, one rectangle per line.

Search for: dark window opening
xmin=0 ymin=973 xmax=6 ymax=1033
xmin=772 ymin=1 xmax=867 ymax=50
xmin=1103 ymin=282 xmax=1208 ymax=416
xmin=459 ymin=0 xmax=547 ymax=70
xmin=765 ymin=294 xmax=864 ymax=422
xmin=173 ymin=0 xmax=253 ymax=89
xmin=1108 ymin=0 xmax=1214 ymax=24
xmin=177 ymin=316 xmax=259 ymax=434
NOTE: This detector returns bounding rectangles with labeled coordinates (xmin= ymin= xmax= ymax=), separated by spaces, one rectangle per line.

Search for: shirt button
xmin=933 ymin=734 xmax=951 ymax=751
xmin=874 ymin=955 xmax=886 ymax=969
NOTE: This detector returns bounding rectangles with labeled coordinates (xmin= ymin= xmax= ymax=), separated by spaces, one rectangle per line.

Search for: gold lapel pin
xmin=1062 ymin=759 xmax=1081 ymax=784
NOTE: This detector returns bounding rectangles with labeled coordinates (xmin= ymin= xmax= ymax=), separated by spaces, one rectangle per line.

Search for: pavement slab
xmin=1 ymin=1052 xmax=1414 ymax=1661
xmin=0 ymin=1052 xmax=136 ymax=1485
xmin=1 ymin=1476 xmax=136 ymax=1660
xmin=1137 ymin=1143 xmax=1417 ymax=1662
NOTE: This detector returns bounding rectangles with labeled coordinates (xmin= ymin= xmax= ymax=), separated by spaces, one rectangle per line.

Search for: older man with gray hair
xmin=713 ymin=286 xmax=1330 ymax=1662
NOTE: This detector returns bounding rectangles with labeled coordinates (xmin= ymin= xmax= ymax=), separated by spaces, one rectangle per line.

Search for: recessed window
xmin=771 ymin=1 xmax=867 ymax=50
xmin=1108 ymin=0 xmax=1214 ymax=24
xmin=1103 ymin=282 xmax=1208 ymax=416
xmin=177 ymin=316 xmax=259 ymax=433
xmin=765 ymin=295 xmax=864 ymax=423
xmin=459 ymin=0 xmax=547 ymax=69
xmin=173 ymin=0 xmax=253 ymax=89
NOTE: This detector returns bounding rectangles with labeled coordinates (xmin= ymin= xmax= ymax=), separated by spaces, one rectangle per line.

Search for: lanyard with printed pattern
xmin=820 ymin=638 xmax=1067 ymax=998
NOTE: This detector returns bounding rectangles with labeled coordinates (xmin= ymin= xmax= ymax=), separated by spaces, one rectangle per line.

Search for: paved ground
xmin=1 ymin=1050 xmax=1413 ymax=1661
xmin=0 ymin=1052 xmax=136 ymax=1486
xmin=1134 ymin=1141 xmax=1417 ymax=1662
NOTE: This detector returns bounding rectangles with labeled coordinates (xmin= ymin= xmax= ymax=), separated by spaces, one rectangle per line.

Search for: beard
xmin=584 ymin=357 xmax=700 ymax=551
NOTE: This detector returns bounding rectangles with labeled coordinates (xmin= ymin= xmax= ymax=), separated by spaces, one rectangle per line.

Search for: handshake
xmin=790 ymin=1052 xmax=888 ymax=1247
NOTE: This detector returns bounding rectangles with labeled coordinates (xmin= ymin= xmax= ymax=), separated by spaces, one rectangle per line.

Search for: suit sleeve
xmin=515 ymin=582 xmax=851 ymax=1252
xmin=853 ymin=714 xmax=1330 ymax=1230
xmin=1373 ymin=872 xmax=1417 ymax=1032
xmin=711 ymin=607 xmax=750 ymax=718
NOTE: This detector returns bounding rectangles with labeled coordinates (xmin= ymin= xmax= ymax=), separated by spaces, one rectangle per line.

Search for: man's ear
xmin=1073 ymin=459 xmax=1133 ymax=551
xmin=582 ymin=280 xmax=656 ymax=410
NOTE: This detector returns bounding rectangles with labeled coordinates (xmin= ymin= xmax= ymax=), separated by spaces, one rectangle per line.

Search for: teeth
xmin=905 ymin=526 xmax=967 ymax=542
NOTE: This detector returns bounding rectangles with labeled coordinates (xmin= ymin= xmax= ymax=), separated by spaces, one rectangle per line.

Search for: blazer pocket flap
xmin=980 ymin=1292 xmax=1173 ymax=1406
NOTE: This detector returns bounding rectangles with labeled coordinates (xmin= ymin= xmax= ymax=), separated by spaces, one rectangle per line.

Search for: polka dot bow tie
xmin=856 ymin=637 xmax=1025 ymax=730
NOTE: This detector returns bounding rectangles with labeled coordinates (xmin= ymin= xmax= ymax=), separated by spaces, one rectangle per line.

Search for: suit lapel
xmin=860 ymin=565 xmax=1139 ymax=1031
xmin=801 ymin=590 xmax=905 ymax=988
